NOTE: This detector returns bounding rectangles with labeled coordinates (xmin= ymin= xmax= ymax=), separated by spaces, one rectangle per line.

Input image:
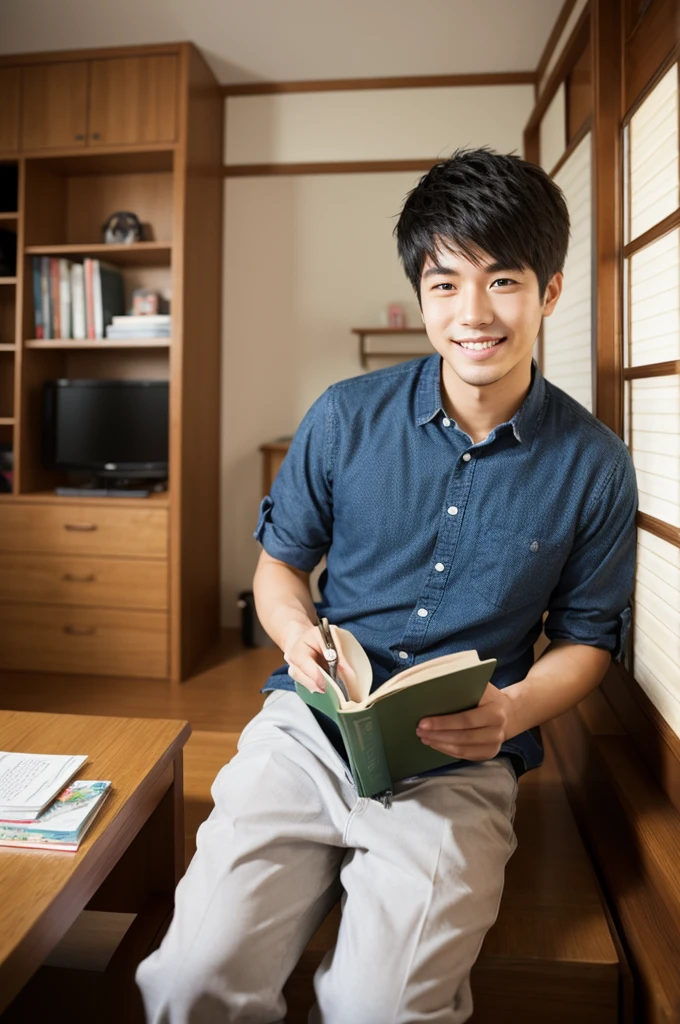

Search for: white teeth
xmin=459 ymin=339 xmax=503 ymax=351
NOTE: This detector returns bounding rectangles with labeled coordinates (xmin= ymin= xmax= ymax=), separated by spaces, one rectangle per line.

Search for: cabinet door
xmin=0 ymin=68 xmax=20 ymax=154
xmin=21 ymin=62 xmax=89 ymax=150
xmin=89 ymin=56 xmax=177 ymax=146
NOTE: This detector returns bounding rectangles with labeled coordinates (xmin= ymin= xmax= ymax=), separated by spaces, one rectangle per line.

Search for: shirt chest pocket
xmin=470 ymin=527 xmax=571 ymax=613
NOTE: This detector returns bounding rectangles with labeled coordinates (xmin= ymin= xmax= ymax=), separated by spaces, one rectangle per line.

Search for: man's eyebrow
xmin=422 ymin=260 xmax=518 ymax=277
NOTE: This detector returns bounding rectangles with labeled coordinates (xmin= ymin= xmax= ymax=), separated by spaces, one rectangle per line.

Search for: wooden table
xmin=0 ymin=710 xmax=190 ymax=1019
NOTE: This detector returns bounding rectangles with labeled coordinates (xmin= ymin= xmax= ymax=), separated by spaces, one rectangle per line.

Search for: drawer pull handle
xmin=64 ymin=523 xmax=98 ymax=532
xmin=63 ymin=625 xmax=97 ymax=636
xmin=62 ymin=573 xmax=96 ymax=583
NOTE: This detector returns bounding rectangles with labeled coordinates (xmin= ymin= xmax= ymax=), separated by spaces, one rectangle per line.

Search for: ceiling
xmin=0 ymin=0 xmax=563 ymax=85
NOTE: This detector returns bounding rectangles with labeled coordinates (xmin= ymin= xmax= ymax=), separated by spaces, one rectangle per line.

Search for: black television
xmin=42 ymin=379 xmax=169 ymax=483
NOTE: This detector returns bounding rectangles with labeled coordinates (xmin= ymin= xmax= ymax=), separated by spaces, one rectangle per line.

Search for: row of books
xmin=32 ymin=257 xmax=125 ymax=341
xmin=0 ymin=751 xmax=110 ymax=852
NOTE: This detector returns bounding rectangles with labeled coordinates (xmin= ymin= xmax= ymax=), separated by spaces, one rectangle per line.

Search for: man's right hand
xmin=283 ymin=623 xmax=353 ymax=695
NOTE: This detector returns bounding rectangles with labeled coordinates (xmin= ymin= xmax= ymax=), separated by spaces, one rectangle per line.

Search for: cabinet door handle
xmin=64 ymin=523 xmax=98 ymax=532
xmin=63 ymin=625 xmax=97 ymax=636
xmin=91 ymin=132 xmax=101 ymax=140
xmin=62 ymin=573 xmax=96 ymax=583
xmin=75 ymin=133 xmax=85 ymax=140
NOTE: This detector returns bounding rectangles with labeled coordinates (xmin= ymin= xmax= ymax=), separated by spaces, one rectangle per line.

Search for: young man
xmin=137 ymin=147 xmax=637 ymax=1024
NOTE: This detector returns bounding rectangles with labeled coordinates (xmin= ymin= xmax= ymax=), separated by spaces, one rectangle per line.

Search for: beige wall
xmin=220 ymin=86 xmax=535 ymax=627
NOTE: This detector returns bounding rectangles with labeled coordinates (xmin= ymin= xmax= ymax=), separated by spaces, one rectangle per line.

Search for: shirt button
xmin=442 ymin=417 xmax=451 ymax=427
xmin=530 ymin=540 xmax=539 ymax=552
xmin=447 ymin=506 xmax=458 ymax=516
xmin=462 ymin=453 xmax=472 ymax=462
xmin=417 ymin=608 xmax=428 ymax=617
xmin=435 ymin=562 xmax=445 ymax=572
xmin=399 ymin=650 xmax=409 ymax=660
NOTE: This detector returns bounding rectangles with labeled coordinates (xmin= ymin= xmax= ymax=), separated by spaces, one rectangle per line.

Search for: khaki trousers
xmin=136 ymin=689 xmax=519 ymax=1024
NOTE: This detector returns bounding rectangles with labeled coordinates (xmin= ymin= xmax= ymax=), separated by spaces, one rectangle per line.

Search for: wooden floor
xmin=0 ymin=629 xmax=281 ymax=866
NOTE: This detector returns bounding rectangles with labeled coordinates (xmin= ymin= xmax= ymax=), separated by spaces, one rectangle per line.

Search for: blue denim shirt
xmin=254 ymin=355 xmax=637 ymax=779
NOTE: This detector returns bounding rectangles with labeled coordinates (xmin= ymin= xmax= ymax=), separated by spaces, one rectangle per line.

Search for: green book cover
xmin=293 ymin=627 xmax=496 ymax=799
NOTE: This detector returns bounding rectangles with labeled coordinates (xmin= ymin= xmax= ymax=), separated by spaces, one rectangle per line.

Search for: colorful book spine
xmin=40 ymin=256 xmax=51 ymax=340
xmin=50 ymin=258 xmax=61 ymax=339
xmin=32 ymin=258 xmax=43 ymax=339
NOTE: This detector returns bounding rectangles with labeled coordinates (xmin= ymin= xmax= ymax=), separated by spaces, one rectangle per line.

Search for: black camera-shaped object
xmin=102 ymin=211 xmax=144 ymax=245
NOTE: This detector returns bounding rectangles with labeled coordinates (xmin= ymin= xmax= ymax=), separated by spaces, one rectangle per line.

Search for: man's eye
xmin=492 ymin=278 xmax=516 ymax=287
xmin=434 ymin=282 xmax=454 ymax=291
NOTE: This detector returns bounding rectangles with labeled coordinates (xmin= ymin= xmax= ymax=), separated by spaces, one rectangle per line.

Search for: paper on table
xmin=0 ymin=753 xmax=88 ymax=818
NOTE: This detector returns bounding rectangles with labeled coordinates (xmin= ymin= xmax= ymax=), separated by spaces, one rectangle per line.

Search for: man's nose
xmin=458 ymin=287 xmax=494 ymax=326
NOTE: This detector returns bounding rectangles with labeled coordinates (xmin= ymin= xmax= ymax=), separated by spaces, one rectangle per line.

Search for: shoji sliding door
xmin=542 ymin=132 xmax=594 ymax=411
xmin=622 ymin=61 xmax=680 ymax=734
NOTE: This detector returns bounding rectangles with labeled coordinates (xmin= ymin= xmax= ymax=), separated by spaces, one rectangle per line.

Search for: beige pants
xmin=136 ymin=689 xmax=519 ymax=1024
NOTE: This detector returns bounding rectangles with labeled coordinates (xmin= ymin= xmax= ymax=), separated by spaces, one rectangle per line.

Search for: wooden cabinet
xmin=21 ymin=62 xmax=89 ymax=150
xmin=19 ymin=55 xmax=177 ymax=153
xmin=89 ymin=56 xmax=177 ymax=146
xmin=0 ymin=69 xmax=20 ymax=154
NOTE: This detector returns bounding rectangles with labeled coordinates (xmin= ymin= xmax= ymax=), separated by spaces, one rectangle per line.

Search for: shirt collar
xmin=415 ymin=353 xmax=545 ymax=445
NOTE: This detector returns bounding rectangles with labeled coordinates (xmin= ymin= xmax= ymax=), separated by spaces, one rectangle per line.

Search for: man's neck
xmin=440 ymin=356 xmax=533 ymax=445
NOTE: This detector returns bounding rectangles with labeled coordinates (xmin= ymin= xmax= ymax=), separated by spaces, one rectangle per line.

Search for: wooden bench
xmin=282 ymin=734 xmax=630 ymax=1023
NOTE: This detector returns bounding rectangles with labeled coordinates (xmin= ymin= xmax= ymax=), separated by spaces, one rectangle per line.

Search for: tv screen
xmin=42 ymin=379 xmax=169 ymax=478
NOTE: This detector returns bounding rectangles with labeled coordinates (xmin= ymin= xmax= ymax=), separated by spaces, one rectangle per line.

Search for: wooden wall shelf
xmin=350 ymin=326 xmax=428 ymax=368
xmin=24 ymin=243 xmax=172 ymax=267
xmin=0 ymin=344 xmax=16 ymax=351
xmin=0 ymin=278 xmax=17 ymax=286
xmin=25 ymin=338 xmax=171 ymax=349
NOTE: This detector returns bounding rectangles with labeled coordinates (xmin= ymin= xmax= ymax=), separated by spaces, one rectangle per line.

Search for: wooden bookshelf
xmin=25 ymin=339 xmax=172 ymax=349
xmin=24 ymin=242 xmax=172 ymax=266
xmin=0 ymin=42 xmax=223 ymax=682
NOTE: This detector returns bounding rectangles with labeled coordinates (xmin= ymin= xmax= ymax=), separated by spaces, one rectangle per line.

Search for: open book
xmin=293 ymin=626 xmax=496 ymax=800
xmin=0 ymin=752 xmax=88 ymax=821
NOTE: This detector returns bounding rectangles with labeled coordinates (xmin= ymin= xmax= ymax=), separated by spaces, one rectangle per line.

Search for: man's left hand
xmin=416 ymin=683 xmax=511 ymax=761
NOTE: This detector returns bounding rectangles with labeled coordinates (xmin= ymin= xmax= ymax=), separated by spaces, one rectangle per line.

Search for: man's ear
xmin=541 ymin=272 xmax=563 ymax=318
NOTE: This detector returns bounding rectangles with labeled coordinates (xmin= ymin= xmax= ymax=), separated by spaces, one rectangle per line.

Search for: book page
xmin=0 ymin=753 xmax=87 ymax=814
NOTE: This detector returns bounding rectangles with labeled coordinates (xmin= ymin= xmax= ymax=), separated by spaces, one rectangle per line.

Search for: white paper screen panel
xmin=627 ymin=375 xmax=680 ymax=527
xmin=633 ymin=529 xmax=680 ymax=739
xmin=542 ymin=132 xmax=592 ymax=410
xmin=627 ymin=63 xmax=679 ymax=244
xmin=539 ymin=82 xmax=566 ymax=173
xmin=628 ymin=228 xmax=680 ymax=366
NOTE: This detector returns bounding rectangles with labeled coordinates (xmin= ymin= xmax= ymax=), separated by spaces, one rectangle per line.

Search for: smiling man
xmin=137 ymin=148 xmax=638 ymax=1024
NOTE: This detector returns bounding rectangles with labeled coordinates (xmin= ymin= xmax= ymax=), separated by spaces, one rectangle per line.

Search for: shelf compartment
xmin=0 ymin=350 xmax=14 ymax=420
xmin=350 ymin=327 xmax=430 ymax=368
xmin=24 ymin=243 xmax=172 ymax=267
xmin=26 ymin=338 xmax=171 ymax=349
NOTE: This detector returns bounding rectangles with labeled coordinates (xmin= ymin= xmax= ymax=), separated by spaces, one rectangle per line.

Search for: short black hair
xmin=395 ymin=146 xmax=570 ymax=302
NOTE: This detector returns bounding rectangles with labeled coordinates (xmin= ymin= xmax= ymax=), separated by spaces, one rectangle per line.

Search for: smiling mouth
xmin=454 ymin=337 xmax=507 ymax=351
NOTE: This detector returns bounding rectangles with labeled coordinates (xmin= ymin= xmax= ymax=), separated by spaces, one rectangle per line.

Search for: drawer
xmin=0 ymin=503 xmax=168 ymax=558
xmin=0 ymin=603 xmax=168 ymax=679
xmin=0 ymin=553 xmax=168 ymax=610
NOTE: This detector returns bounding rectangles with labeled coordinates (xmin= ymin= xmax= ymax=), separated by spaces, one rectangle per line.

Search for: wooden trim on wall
xmin=636 ymin=512 xmax=680 ymax=550
xmin=623 ymin=359 xmax=680 ymax=380
xmin=221 ymin=71 xmax=536 ymax=97
xmin=548 ymin=113 xmax=592 ymax=177
xmin=622 ymin=207 xmax=680 ymax=259
xmin=536 ymin=0 xmax=581 ymax=86
xmin=525 ymin=2 xmax=591 ymax=133
xmin=591 ymin=0 xmax=622 ymax=436
xmin=224 ymin=158 xmax=439 ymax=178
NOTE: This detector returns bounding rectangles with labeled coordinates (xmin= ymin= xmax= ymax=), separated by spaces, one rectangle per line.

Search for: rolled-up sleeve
xmin=544 ymin=446 xmax=638 ymax=661
xmin=254 ymin=389 xmax=335 ymax=572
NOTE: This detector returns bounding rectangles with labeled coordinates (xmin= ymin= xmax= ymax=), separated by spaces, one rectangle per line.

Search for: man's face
xmin=419 ymin=242 xmax=562 ymax=387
